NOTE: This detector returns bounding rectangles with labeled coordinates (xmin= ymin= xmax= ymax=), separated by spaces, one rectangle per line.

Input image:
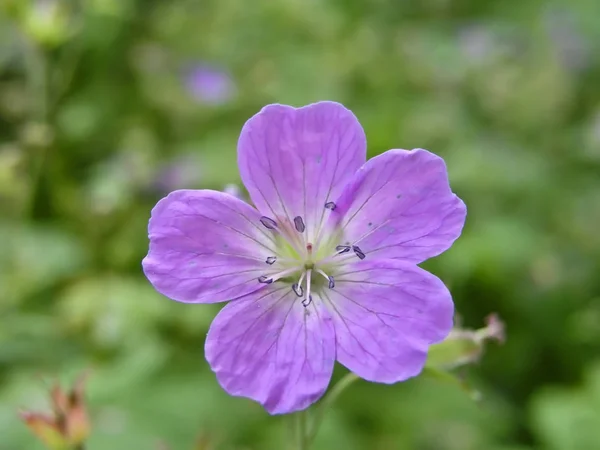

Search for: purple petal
xmin=142 ymin=189 xmax=278 ymax=303
xmin=324 ymin=259 xmax=454 ymax=383
xmin=332 ymin=149 xmax=466 ymax=263
xmin=237 ymin=101 xmax=366 ymax=242
xmin=205 ymin=286 xmax=335 ymax=414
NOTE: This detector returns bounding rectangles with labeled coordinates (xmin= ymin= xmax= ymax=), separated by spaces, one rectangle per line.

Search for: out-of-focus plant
xmin=17 ymin=314 xmax=504 ymax=450
xmin=20 ymin=373 xmax=90 ymax=450
xmin=531 ymin=361 xmax=600 ymax=449
xmin=159 ymin=432 xmax=215 ymax=450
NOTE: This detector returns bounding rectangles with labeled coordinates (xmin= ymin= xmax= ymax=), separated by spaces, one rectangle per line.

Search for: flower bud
xmin=20 ymin=372 xmax=91 ymax=449
xmin=19 ymin=412 xmax=69 ymax=450
xmin=427 ymin=314 xmax=505 ymax=370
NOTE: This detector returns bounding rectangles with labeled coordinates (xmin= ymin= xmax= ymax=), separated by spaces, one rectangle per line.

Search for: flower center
xmin=256 ymin=202 xmax=367 ymax=307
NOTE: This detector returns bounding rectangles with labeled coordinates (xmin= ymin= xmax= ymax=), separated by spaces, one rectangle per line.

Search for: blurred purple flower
xmin=185 ymin=65 xmax=235 ymax=105
xmin=458 ymin=25 xmax=497 ymax=63
xmin=153 ymin=154 xmax=203 ymax=193
xmin=142 ymin=102 xmax=466 ymax=414
xmin=544 ymin=8 xmax=590 ymax=72
xmin=458 ymin=23 xmax=529 ymax=64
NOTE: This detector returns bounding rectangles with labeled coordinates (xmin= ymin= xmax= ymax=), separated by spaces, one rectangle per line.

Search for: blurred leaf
xmin=531 ymin=362 xmax=600 ymax=450
xmin=58 ymin=276 xmax=170 ymax=348
xmin=0 ymin=223 xmax=88 ymax=304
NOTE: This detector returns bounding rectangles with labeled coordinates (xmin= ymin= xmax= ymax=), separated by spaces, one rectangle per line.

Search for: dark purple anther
xmin=293 ymin=216 xmax=305 ymax=233
xmin=265 ymin=256 xmax=277 ymax=265
xmin=258 ymin=275 xmax=273 ymax=284
xmin=352 ymin=245 xmax=366 ymax=260
xmin=302 ymin=295 xmax=313 ymax=307
xmin=292 ymin=283 xmax=304 ymax=297
xmin=260 ymin=216 xmax=277 ymax=230
xmin=328 ymin=276 xmax=335 ymax=289
xmin=324 ymin=201 xmax=336 ymax=211
xmin=335 ymin=245 xmax=351 ymax=254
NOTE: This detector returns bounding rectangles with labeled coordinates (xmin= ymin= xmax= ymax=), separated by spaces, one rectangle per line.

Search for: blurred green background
xmin=2 ymin=0 xmax=600 ymax=449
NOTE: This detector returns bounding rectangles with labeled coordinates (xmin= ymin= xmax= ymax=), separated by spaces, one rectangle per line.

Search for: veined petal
xmin=205 ymin=285 xmax=336 ymax=414
xmin=237 ymin=101 xmax=366 ymax=243
xmin=322 ymin=259 xmax=454 ymax=383
xmin=143 ymin=190 xmax=277 ymax=303
xmin=331 ymin=149 xmax=466 ymax=263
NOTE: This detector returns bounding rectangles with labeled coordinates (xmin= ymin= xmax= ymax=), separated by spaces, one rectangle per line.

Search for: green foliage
xmin=1 ymin=0 xmax=600 ymax=448
xmin=531 ymin=362 xmax=600 ymax=450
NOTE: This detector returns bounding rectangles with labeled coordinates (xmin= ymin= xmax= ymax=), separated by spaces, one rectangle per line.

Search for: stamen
xmin=316 ymin=251 xmax=357 ymax=267
xmin=352 ymin=245 xmax=366 ymax=260
xmin=292 ymin=283 xmax=303 ymax=297
xmin=260 ymin=216 xmax=277 ymax=230
xmin=316 ymin=269 xmax=335 ymax=289
xmin=336 ymin=245 xmax=351 ymax=254
xmin=260 ymin=267 xmax=302 ymax=285
xmin=324 ymin=201 xmax=336 ymax=211
xmin=304 ymin=269 xmax=312 ymax=309
xmin=258 ymin=275 xmax=273 ymax=284
xmin=293 ymin=216 xmax=305 ymax=233
xmin=265 ymin=256 xmax=277 ymax=265
xmin=297 ymin=271 xmax=306 ymax=288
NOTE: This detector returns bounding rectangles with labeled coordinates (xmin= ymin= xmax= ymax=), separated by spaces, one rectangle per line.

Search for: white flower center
xmin=256 ymin=203 xmax=366 ymax=308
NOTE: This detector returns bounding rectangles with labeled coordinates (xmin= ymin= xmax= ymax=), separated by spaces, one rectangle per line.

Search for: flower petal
xmin=237 ymin=101 xmax=366 ymax=242
xmin=323 ymin=259 xmax=454 ymax=383
xmin=205 ymin=285 xmax=336 ymax=414
xmin=143 ymin=189 xmax=278 ymax=303
xmin=332 ymin=149 xmax=466 ymax=263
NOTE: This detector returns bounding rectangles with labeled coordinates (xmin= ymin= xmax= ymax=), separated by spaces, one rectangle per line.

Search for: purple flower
xmin=543 ymin=8 xmax=590 ymax=72
xmin=185 ymin=65 xmax=235 ymax=105
xmin=142 ymin=102 xmax=466 ymax=414
xmin=153 ymin=154 xmax=203 ymax=194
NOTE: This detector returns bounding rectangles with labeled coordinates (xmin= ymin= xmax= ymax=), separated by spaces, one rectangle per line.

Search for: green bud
xmin=427 ymin=314 xmax=505 ymax=370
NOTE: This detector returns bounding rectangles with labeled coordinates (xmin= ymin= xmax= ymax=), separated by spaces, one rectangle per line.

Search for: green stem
xmin=287 ymin=414 xmax=297 ymax=450
xmin=23 ymin=37 xmax=48 ymax=122
xmin=295 ymin=410 xmax=309 ymax=450
xmin=306 ymin=372 xmax=359 ymax=445
xmin=51 ymin=37 xmax=83 ymax=105
xmin=21 ymin=32 xmax=49 ymax=218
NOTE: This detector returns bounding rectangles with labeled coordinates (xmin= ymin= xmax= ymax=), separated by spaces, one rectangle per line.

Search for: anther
xmin=324 ymin=201 xmax=336 ymax=211
xmin=352 ymin=245 xmax=366 ymax=260
xmin=302 ymin=295 xmax=313 ymax=307
xmin=258 ymin=275 xmax=273 ymax=284
xmin=292 ymin=283 xmax=304 ymax=297
xmin=336 ymin=245 xmax=351 ymax=254
xmin=260 ymin=216 xmax=277 ymax=230
xmin=265 ymin=256 xmax=277 ymax=265
xmin=328 ymin=276 xmax=335 ymax=289
xmin=293 ymin=216 xmax=305 ymax=233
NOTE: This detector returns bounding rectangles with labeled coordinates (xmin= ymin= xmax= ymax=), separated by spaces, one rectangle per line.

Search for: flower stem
xmin=21 ymin=33 xmax=49 ymax=218
xmin=295 ymin=410 xmax=309 ymax=450
xmin=306 ymin=372 xmax=359 ymax=445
